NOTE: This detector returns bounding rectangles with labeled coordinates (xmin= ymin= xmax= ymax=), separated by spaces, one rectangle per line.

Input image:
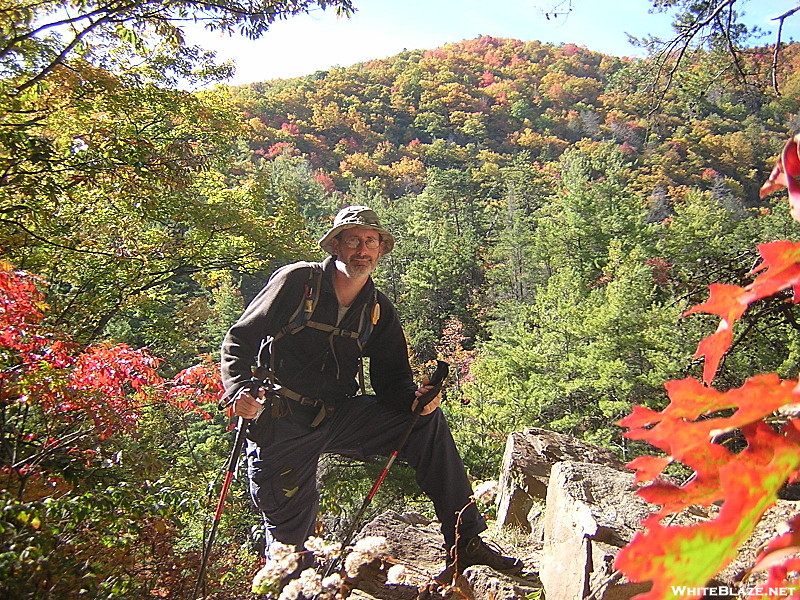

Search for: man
xmin=220 ymin=205 xmax=522 ymax=585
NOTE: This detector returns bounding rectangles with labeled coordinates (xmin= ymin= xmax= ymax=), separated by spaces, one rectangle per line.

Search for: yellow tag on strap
xmin=371 ymin=302 xmax=381 ymax=325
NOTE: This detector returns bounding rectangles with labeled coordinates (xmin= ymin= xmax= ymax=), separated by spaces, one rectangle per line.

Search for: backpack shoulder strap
xmin=274 ymin=263 xmax=323 ymax=340
xmin=262 ymin=263 xmax=323 ymax=387
xmin=265 ymin=264 xmax=380 ymax=393
xmin=355 ymin=288 xmax=379 ymax=347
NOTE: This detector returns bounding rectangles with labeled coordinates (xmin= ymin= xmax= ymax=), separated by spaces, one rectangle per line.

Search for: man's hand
xmin=232 ymin=386 xmax=266 ymax=419
xmin=411 ymin=376 xmax=442 ymax=415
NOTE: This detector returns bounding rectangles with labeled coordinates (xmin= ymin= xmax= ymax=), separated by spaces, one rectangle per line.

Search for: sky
xmin=183 ymin=0 xmax=799 ymax=86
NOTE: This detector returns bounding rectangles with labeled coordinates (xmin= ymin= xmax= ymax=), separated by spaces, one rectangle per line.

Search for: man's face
xmin=332 ymin=226 xmax=384 ymax=278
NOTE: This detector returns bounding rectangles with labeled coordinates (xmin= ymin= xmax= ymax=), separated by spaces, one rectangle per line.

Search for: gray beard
xmin=345 ymin=263 xmax=373 ymax=277
xmin=342 ymin=258 xmax=375 ymax=279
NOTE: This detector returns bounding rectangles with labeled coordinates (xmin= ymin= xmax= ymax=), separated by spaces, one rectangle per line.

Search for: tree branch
xmin=13 ymin=16 xmax=107 ymax=93
xmin=770 ymin=4 xmax=800 ymax=96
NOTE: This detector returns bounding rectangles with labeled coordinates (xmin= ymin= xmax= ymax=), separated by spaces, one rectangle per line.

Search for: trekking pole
xmin=324 ymin=360 xmax=450 ymax=577
xmin=193 ymin=415 xmax=252 ymax=598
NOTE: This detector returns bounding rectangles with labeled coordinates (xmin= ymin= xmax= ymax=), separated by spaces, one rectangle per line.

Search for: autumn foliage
xmin=615 ymin=136 xmax=800 ymax=599
xmin=0 ymin=259 xmax=218 ymax=462
xmin=0 ymin=259 xmax=227 ymax=598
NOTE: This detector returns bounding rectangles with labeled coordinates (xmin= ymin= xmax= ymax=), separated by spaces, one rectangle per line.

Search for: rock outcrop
xmin=495 ymin=427 xmax=624 ymax=533
xmin=539 ymin=461 xmax=653 ymax=600
xmin=344 ymin=428 xmax=799 ymax=600
xmin=347 ymin=511 xmax=539 ymax=600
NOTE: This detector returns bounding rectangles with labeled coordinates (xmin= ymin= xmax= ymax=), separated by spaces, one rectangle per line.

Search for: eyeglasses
xmin=341 ymin=235 xmax=381 ymax=249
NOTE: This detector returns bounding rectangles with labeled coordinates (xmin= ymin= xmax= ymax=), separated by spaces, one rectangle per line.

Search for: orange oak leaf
xmin=634 ymin=443 xmax=733 ymax=512
xmin=626 ymin=456 xmax=674 ymax=484
xmin=693 ymin=323 xmax=734 ymax=385
xmin=618 ymin=404 xmax=664 ymax=429
xmin=760 ymin=132 xmax=800 ymax=223
xmin=615 ymin=423 xmax=800 ymax=600
xmin=624 ymin=376 xmax=799 ymax=429
xmin=751 ymin=514 xmax=800 ymax=573
xmin=622 ymin=376 xmax=800 ymax=453
xmin=682 ymin=283 xmax=752 ymax=384
xmin=623 ymin=416 xmax=723 ymax=463
xmin=683 ymin=282 xmax=752 ymax=323
xmin=620 ymin=377 xmax=800 ymax=515
xmin=684 ymin=243 xmax=800 ymax=384
xmin=748 ymin=240 xmax=800 ymax=303
xmin=686 ymin=374 xmax=800 ymax=437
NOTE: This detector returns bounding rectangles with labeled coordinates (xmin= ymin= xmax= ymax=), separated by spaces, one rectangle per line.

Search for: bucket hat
xmin=318 ymin=205 xmax=395 ymax=255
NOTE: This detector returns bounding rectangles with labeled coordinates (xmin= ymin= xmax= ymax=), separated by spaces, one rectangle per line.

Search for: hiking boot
xmin=435 ymin=536 xmax=523 ymax=585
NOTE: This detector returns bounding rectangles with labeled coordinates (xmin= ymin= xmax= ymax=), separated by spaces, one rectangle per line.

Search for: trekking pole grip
xmin=412 ymin=360 xmax=449 ymax=415
xmin=429 ymin=359 xmax=449 ymax=386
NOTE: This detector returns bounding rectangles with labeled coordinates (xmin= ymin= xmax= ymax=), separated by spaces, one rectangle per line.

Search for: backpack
xmin=256 ymin=262 xmax=379 ymax=394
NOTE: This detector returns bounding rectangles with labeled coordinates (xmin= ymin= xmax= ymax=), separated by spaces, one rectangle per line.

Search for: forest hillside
xmin=225 ymin=36 xmax=800 ymax=462
xmin=2 ymin=3 xmax=800 ymax=596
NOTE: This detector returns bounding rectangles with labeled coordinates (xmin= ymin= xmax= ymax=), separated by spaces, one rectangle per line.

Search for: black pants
xmin=244 ymin=395 xmax=487 ymax=557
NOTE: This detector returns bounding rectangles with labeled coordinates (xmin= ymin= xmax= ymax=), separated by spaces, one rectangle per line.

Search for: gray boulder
xmin=539 ymin=460 xmax=653 ymax=600
xmin=495 ymin=427 xmax=624 ymax=533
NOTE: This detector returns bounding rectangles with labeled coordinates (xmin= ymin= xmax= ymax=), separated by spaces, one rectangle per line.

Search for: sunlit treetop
xmin=0 ymin=0 xmax=355 ymax=90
